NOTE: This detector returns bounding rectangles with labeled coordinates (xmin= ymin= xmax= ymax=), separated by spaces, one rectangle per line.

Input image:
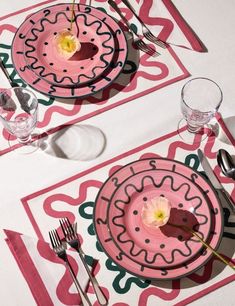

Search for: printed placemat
xmin=0 ymin=0 xmax=205 ymax=155
xmin=20 ymin=113 xmax=235 ymax=305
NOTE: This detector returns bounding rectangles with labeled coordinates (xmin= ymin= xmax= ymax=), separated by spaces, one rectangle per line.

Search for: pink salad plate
xmin=11 ymin=4 xmax=128 ymax=99
xmin=94 ymin=158 xmax=223 ymax=280
xmin=23 ymin=10 xmax=115 ymax=87
xmin=107 ymin=169 xmax=212 ymax=269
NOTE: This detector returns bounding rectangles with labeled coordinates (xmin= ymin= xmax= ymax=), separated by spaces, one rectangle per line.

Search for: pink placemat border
xmin=162 ymin=0 xmax=206 ymax=52
xmin=0 ymin=0 xmax=206 ymax=156
xmin=21 ymin=112 xmax=235 ymax=305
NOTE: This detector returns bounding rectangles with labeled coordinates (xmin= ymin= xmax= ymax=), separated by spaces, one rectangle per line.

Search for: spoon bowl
xmin=217 ymin=149 xmax=235 ymax=180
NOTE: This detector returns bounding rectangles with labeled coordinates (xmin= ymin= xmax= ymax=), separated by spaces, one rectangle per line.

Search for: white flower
xmin=54 ymin=30 xmax=81 ymax=59
xmin=141 ymin=196 xmax=171 ymax=228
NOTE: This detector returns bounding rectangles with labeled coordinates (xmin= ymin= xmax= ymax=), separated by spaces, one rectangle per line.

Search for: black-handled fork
xmin=49 ymin=229 xmax=92 ymax=306
xmin=60 ymin=218 xmax=108 ymax=306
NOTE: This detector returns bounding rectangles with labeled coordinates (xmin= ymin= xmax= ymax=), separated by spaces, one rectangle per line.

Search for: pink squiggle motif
xmin=138 ymin=280 xmax=180 ymax=305
xmin=140 ymin=153 xmax=160 ymax=159
xmin=85 ymin=57 xmax=168 ymax=105
xmin=166 ymin=136 xmax=200 ymax=160
xmin=203 ymin=137 xmax=217 ymax=159
xmin=139 ymin=0 xmax=174 ymax=40
xmin=108 ymin=2 xmax=133 ymax=21
xmin=108 ymin=165 xmax=123 ymax=177
xmin=36 ymin=240 xmax=82 ymax=305
xmin=0 ymin=24 xmax=17 ymax=35
xmin=43 ymin=180 xmax=103 ymax=220
xmin=187 ymin=257 xmax=218 ymax=284
xmin=37 ymin=103 xmax=82 ymax=128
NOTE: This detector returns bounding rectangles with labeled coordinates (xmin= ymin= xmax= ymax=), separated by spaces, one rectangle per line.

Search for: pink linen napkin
xmin=4 ymin=229 xmax=91 ymax=306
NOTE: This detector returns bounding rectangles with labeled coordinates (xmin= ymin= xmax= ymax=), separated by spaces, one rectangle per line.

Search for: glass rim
xmin=181 ymin=77 xmax=223 ymax=112
xmin=0 ymin=86 xmax=38 ymax=123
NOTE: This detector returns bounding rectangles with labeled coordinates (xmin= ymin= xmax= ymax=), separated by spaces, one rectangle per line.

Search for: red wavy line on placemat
xmin=161 ymin=0 xmax=205 ymax=51
xmin=138 ymin=280 xmax=180 ymax=305
xmin=38 ymin=55 xmax=170 ymax=127
xmin=43 ymin=179 xmax=103 ymax=219
xmin=36 ymin=239 xmax=84 ymax=305
xmin=37 ymin=104 xmax=82 ymax=128
xmin=0 ymin=24 xmax=17 ymax=35
xmin=0 ymin=0 xmax=57 ymax=21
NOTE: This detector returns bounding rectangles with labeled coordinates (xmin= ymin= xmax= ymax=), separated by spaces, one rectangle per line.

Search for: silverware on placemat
xmin=217 ymin=149 xmax=235 ymax=180
xmin=60 ymin=218 xmax=107 ymax=306
xmin=120 ymin=0 xmax=167 ymax=49
xmin=198 ymin=149 xmax=235 ymax=213
xmin=49 ymin=229 xmax=92 ymax=306
xmin=108 ymin=0 xmax=160 ymax=57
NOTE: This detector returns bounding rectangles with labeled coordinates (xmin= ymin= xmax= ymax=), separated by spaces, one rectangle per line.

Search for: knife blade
xmin=198 ymin=149 xmax=235 ymax=213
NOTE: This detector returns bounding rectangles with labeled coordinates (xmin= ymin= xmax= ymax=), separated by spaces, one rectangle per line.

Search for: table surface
xmin=0 ymin=0 xmax=234 ymax=305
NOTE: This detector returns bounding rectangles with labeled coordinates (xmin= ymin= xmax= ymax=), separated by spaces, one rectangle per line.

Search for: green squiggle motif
xmin=79 ymin=203 xmax=150 ymax=293
xmin=106 ymin=260 xmax=150 ymax=294
xmin=38 ymin=97 xmax=54 ymax=106
xmin=185 ymin=154 xmax=200 ymax=171
xmin=1 ymin=44 xmax=55 ymax=105
xmin=78 ymin=201 xmax=103 ymax=251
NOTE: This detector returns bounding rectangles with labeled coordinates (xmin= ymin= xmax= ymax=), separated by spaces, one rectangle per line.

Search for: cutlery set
xmin=49 ymin=218 xmax=107 ymax=306
xmin=108 ymin=0 xmax=167 ymax=57
xmin=198 ymin=149 xmax=235 ymax=213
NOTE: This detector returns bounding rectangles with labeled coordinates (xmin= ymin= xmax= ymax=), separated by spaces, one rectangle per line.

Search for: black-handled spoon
xmin=217 ymin=149 xmax=235 ymax=180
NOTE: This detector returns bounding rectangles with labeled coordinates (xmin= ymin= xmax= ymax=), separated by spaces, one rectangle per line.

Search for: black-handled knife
xmin=198 ymin=149 xmax=235 ymax=213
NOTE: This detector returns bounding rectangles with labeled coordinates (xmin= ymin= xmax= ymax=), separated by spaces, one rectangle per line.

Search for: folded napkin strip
xmin=4 ymin=229 xmax=90 ymax=306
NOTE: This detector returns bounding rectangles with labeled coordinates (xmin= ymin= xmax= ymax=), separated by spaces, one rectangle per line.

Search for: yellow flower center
xmin=58 ymin=36 xmax=77 ymax=53
xmin=154 ymin=210 xmax=165 ymax=221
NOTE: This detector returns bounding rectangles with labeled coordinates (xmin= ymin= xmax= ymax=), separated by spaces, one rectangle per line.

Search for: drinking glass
xmin=0 ymin=87 xmax=39 ymax=153
xmin=177 ymin=77 xmax=223 ymax=143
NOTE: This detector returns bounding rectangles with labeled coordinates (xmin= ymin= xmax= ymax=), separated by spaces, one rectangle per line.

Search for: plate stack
xmin=94 ymin=158 xmax=224 ymax=280
xmin=12 ymin=3 xmax=128 ymax=99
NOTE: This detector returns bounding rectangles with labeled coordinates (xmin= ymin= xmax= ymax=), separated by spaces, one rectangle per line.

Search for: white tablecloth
xmin=0 ymin=0 xmax=234 ymax=305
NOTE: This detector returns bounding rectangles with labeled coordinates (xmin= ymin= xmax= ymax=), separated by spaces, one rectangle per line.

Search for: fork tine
xmin=136 ymin=42 xmax=159 ymax=57
xmin=65 ymin=218 xmax=75 ymax=235
xmin=54 ymin=229 xmax=62 ymax=246
xmin=60 ymin=218 xmax=73 ymax=236
xmin=143 ymin=31 xmax=167 ymax=49
xmin=136 ymin=40 xmax=160 ymax=57
xmin=59 ymin=219 xmax=67 ymax=237
xmin=49 ymin=231 xmax=55 ymax=248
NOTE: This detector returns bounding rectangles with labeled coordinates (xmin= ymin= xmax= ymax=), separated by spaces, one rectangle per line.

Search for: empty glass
xmin=178 ymin=77 xmax=223 ymax=143
xmin=0 ymin=87 xmax=39 ymax=153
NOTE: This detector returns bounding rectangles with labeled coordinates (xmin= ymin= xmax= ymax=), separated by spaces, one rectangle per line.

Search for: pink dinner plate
xmin=11 ymin=4 xmax=128 ymax=99
xmin=24 ymin=10 xmax=114 ymax=87
xmin=94 ymin=158 xmax=223 ymax=280
xmin=107 ymin=169 xmax=212 ymax=268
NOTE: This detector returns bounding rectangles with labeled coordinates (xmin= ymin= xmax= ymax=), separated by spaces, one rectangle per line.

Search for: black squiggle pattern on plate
xmin=109 ymin=173 xmax=209 ymax=266
xmin=24 ymin=11 xmax=114 ymax=86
